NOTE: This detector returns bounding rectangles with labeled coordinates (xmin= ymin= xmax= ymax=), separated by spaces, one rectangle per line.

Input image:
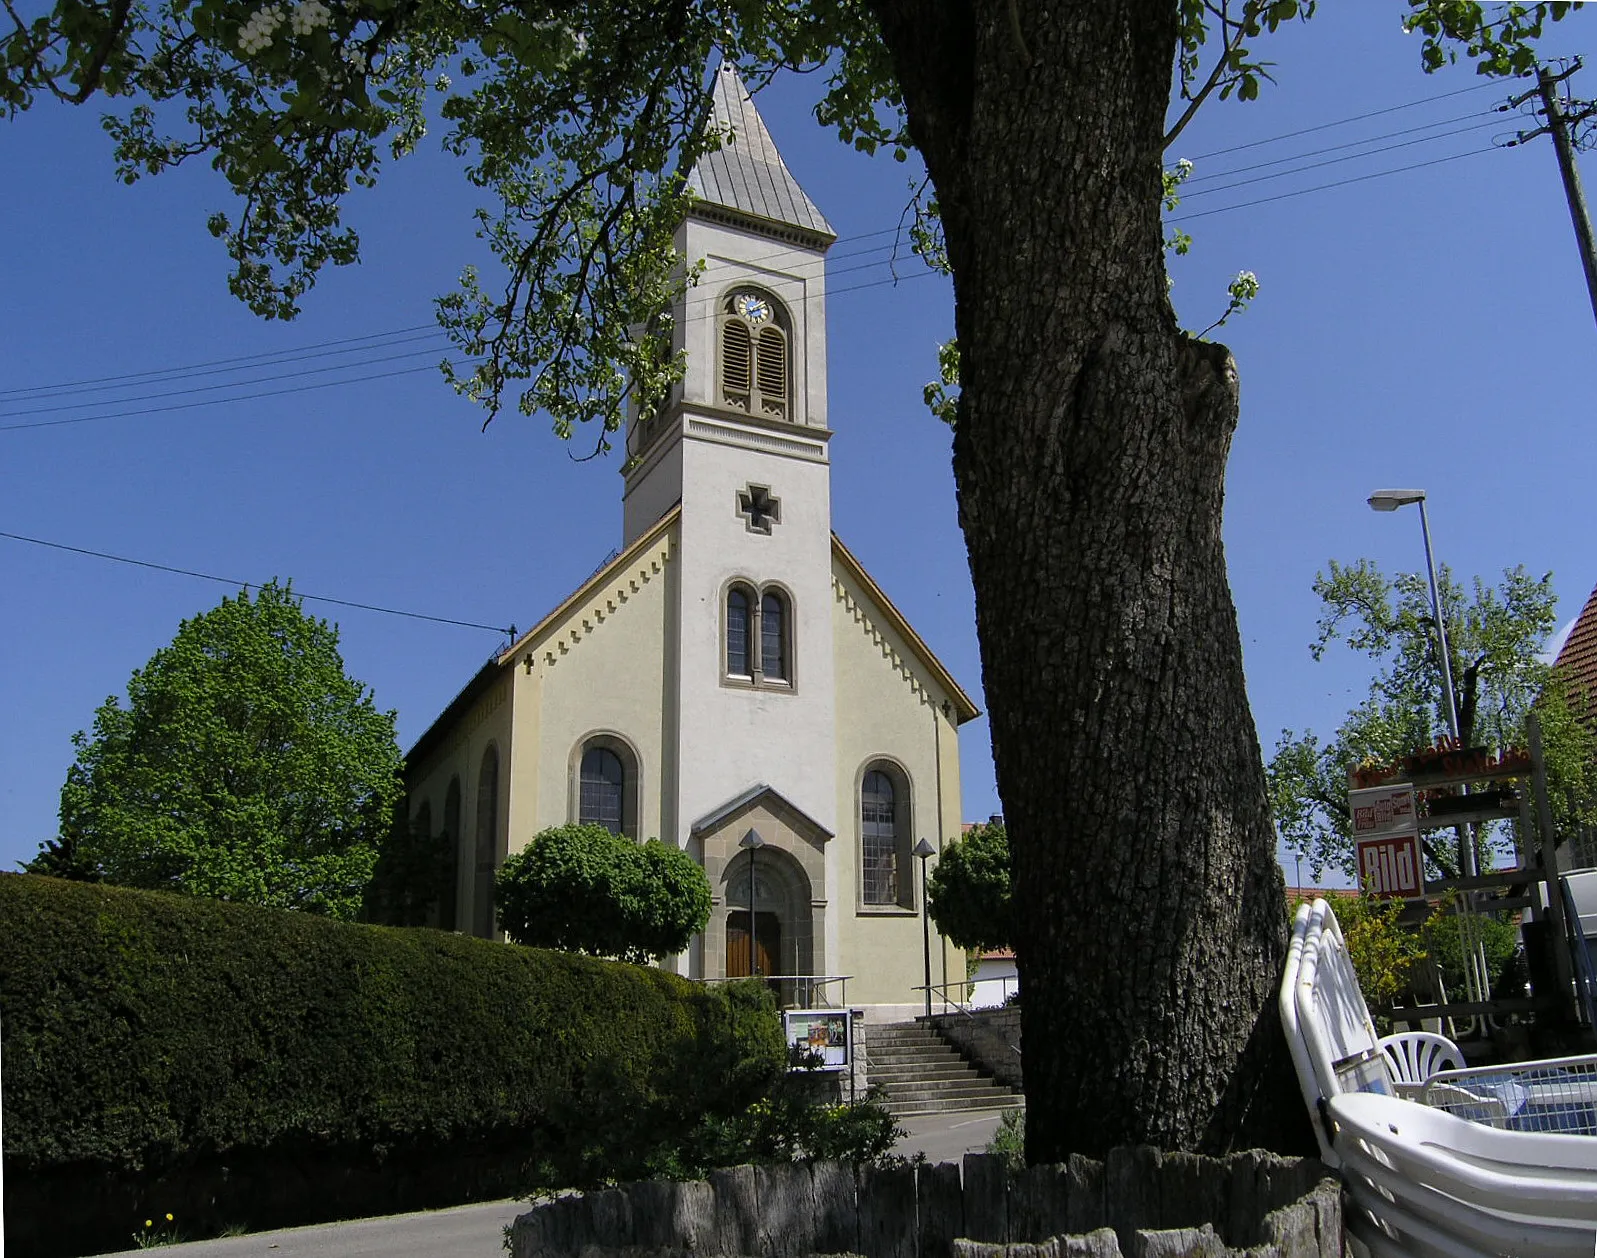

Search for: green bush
xmin=495 ymin=824 xmax=711 ymax=963
xmin=0 ymin=872 xmax=783 ymax=1190
xmin=657 ymin=1079 xmax=904 ymax=1178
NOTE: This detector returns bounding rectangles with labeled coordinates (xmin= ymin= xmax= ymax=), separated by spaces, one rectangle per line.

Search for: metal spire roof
xmin=686 ymin=64 xmax=835 ymax=244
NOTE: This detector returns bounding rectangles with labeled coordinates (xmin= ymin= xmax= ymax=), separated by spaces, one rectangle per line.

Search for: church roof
xmin=832 ymin=534 xmax=982 ymax=725
xmin=685 ymin=64 xmax=835 ymax=245
xmin=405 ymin=507 xmax=681 ymax=767
xmin=1553 ymin=578 xmax=1597 ymax=702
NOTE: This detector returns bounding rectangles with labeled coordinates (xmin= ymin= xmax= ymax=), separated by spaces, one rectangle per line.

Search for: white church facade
xmin=404 ymin=66 xmax=979 ymax=1015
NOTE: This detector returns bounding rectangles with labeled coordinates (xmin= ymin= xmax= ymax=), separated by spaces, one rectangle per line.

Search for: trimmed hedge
xmin=0 ymin=873 xmax=783 ymax=1256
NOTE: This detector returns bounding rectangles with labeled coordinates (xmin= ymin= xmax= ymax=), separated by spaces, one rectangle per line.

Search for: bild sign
xmin=1349 ymin=784 xmax=1423 ymax=900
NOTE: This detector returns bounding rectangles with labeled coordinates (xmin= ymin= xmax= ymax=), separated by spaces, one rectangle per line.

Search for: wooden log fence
xmin=509 ymin=1150 xmax=1340 ymax=1258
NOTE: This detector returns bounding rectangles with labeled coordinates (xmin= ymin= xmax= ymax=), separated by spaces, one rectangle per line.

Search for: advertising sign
xmin=783 ymin=1009 xmax=851 ymax=1071
xmin=1349 ymin=784 xmax=1417 ymax=839
xmin=1349 ymin=784 xmax=1423 ymax=900
xmin=1356 ymin=832 xmax=1424 ymax=899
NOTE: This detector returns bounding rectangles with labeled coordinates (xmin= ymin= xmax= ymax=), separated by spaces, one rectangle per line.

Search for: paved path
xmin=90 ymin=1105 xmax=1015 ymax=1258
xmin=90 ymin=1200 xmax=530 ymax=1258
xmin=895 ymin=1107 xmax=1008 ymax=1166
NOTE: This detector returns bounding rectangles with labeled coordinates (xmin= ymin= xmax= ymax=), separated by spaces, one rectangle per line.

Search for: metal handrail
xmin=697 ymin=973 xmax=852 ymax=1009
xmin=913 ymin=980 xmax=1022 ymax=1055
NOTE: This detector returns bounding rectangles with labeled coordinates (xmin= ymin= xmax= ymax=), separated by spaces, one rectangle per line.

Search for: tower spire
xmin=685 ymin=64 xmax=835 ymax=247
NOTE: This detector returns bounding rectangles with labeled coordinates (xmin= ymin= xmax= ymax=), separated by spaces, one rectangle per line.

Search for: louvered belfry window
xmin=721 ymin=320 xmax=752 ymax=406
xmin=720 ymin=290 xmax=789 ymax=420
xmin=755 ymin=328 xmax=787 ymax=417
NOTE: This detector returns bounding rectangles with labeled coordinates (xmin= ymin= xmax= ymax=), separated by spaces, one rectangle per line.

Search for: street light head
xmin=1368 ymin=488 xmax=1426 ymax=512
xmin=739 ymin=828 xmax=765 ymax=850
xmin=913 ymin=838 xmax=936 ymax=860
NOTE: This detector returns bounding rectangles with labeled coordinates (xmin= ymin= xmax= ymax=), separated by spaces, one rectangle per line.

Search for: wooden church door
xmin=726 ymin=911 xmax=781 ymax=978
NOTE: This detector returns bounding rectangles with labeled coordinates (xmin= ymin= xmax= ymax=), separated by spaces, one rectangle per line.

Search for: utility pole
xmin=1508 ymin=59 xmax=1597 ymax=329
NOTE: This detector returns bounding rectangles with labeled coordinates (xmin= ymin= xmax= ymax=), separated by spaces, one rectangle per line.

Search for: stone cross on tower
xmin=737 ymin=483 xmax=781 ymax=535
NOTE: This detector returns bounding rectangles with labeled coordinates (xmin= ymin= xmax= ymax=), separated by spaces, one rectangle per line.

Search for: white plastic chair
xmin=1330 ymin=1090 xmax=1597 ymax=1258
xmin=1379 ymin=1030 xmax=1463 ymax=1094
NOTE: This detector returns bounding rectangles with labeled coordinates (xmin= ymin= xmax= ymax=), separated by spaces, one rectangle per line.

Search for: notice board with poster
xmin=1349 ymin=783 xmax=1423 ymax=900
xmin=783 ymin=1009 xmax=851 ymax=1070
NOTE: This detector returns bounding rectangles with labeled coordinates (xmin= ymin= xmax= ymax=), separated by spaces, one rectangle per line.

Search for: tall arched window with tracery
xmin=580 ymin=746 xmax=626 ymax=834
xmin=861 ymin=770 xmax=898 ymax=905
xmin=573 ymin=735 xmax=639 ymax=839
xmin=719 ymin=290 xmax=789 ymax=420
xmin=474 ymin=746 xmax=499 ymax=938
xmin=441 ymin=776 xmax=461 ymax=931
xmin=860 ymin=762 xmax=913 ymax=909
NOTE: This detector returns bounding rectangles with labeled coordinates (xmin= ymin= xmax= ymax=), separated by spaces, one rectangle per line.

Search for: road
xmin=89 ymin=1107 xmax=1012 ymax=1258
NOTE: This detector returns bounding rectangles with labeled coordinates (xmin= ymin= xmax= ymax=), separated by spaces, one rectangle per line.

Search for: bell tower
xmin=621 ymin=62 xmax=836 ymax=543
xmin=623 ymin=64 xmax=844 ymax=874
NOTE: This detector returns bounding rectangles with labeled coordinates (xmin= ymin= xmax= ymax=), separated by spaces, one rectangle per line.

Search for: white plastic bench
xmin=1330 ymin=1089 xmax=1597 ymax=1258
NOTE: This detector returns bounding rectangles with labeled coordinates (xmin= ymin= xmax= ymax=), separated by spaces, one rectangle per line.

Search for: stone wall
xmin=509 ymin=1149 xmax=1340 ymax=1258
xmin=930 ymin=1008 xmax=1022 ymax=1091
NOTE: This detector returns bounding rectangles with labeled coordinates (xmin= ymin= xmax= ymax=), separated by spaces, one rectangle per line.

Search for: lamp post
xmin=1367 ymin=488 xmax=1473 ymax=877
xmin=739 ymin=828 xmax=765 ymax=977
xmin=914 ymin=837 xmax=936 ymax=1020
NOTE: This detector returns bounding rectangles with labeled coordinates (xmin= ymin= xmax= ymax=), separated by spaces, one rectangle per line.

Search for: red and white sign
xmin=1349 ymin=784 xmax=1417 ymax=839
xmin=1349 ymin=784 xmax=1423 ymax=900
xmin=1356 ymin=832 xmax=1424 ymax=899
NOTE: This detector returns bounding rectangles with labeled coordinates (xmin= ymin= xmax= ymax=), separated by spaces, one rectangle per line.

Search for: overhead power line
xmin=1182 ymin=106 xmax=1497 ymax=184
xmin=0 ymin=362 xmax=446 ymax=432
xmin=1178 ymin=116 xmax=1504 ymax=201
xmin=0 ymin=529 xmax=514 ymax=634
xmin=1170 ymin=145 xmax=1498 ymax=224
xmin=1184 ymin=79 xmax=1502 ymax=161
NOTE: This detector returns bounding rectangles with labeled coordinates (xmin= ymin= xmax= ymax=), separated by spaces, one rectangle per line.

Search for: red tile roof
xmin=1554 ymin=579 xmax=1597 ymax=704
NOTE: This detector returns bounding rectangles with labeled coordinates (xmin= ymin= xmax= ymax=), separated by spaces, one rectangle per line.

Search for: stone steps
xmin=860 ymin=1020 xmax=1021 ymax=1118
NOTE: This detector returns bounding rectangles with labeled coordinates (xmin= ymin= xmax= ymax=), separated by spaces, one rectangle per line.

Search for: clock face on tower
xmin=733 ymin=292 xmax=771 ymax=323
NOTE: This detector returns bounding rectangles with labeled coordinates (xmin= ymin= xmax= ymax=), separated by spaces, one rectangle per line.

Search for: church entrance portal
xmin=725 ymin=910 xmax=781 ymax=979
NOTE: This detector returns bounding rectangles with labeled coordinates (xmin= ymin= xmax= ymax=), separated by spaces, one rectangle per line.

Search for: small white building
xmin=404 ymin=67 xmax=980 ymax=1018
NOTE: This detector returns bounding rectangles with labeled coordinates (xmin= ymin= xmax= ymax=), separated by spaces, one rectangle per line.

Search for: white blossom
xmin=237 ymin=4 xmax=287 ymax=55
xmin=289 ymin=0 xmax=332 ymax=37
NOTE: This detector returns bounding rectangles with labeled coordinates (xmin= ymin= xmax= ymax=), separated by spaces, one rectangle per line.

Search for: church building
xmin=405 ymin=66 xmax=980 ymax=1016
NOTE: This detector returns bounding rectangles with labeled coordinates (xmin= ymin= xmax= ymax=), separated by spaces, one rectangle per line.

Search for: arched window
xmin=861 ymin=770 xmax=897 ymax=905
xmin=760 ymin=591 xmax=787 ymax=682
xmin=726 ymin=586 xmax=752 ymax=677
xmin=572 ymin=735 xmax=639 ymax=839
xmin=580 ymin=746 xmax=626 ymax=834
xmin=723 ymin=582 xmax=793 ymax=689
xmin=474 ymin=747 xmax=499 ymax=938
xmin=441 ymin=776 xmax=461 ymax=932
xmin=860 ymin=762 xmax=913 ymax=909
xmin=719 ymin=290 xmax=789 ymax=420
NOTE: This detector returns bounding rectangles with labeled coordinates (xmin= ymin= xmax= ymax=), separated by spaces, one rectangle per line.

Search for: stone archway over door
xmin=720 ymin=844 xmax=812 ymax=993
xmin=690 ymin=785 xmax=832 ymax=988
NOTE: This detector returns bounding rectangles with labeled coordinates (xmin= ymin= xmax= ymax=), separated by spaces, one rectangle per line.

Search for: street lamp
xmin=914 ymin=837 xmax=936 ymax=1020
xmin=739 ymin=828 xmax=765 ymax=977
xmin=1367 ymin=488 xmax=1472 ymax=876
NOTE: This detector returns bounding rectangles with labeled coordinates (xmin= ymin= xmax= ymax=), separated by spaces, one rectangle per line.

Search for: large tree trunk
xmin=869 ymin=0 xmax=1303 ymax=1157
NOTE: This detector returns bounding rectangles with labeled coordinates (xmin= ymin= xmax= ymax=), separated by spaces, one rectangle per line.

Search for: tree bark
xmin=868 ymin=0 xmax=1305 ymax=1156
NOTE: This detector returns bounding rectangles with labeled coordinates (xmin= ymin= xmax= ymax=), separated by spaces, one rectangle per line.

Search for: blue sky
xmin=1 ymin=8 xmax=1592 ymax=881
